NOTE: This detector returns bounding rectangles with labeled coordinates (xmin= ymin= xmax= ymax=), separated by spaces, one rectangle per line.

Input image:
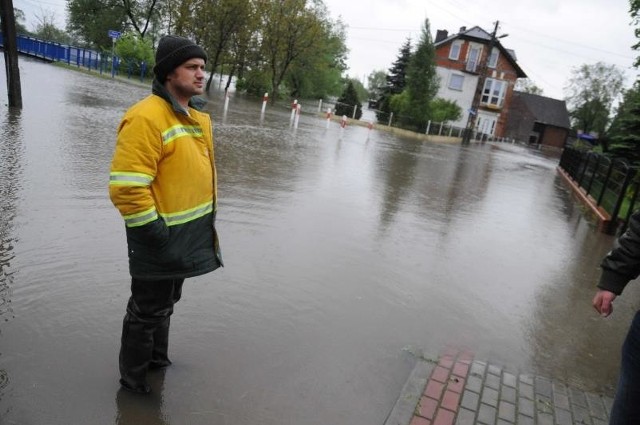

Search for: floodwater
xmin=0 ymin=58 xmax=635 ymax=424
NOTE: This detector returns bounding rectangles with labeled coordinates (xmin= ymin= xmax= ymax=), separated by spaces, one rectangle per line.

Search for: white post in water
xmin=318 ymin=99 xmax=323 ymax=113
xmin=388 ymin=112 xmax=393 ymax=127
xmin=261 ymin=92 xmax=268 ymax=116
xmin=352 ymin=104 xmax=358 ymax=119
xmin=223 ymin=90 xmax=230 ymax=113
xmin=326 ymin=108 xmax=332 ymax=129
xmin=294 ymin=104 xmax=302 ymax=129
xmin=425 ymin=120 xmax=431 ymax=135
xmin=290 ymin=99 xmax=298 ymax=123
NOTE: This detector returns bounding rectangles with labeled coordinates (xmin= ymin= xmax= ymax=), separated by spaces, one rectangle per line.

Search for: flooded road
xmin=0 ymin=58 xmax=635 ymax=424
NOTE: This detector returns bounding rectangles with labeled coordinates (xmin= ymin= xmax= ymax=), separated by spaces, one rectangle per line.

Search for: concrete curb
xmin=384 ymin=359 xmax=436 ymax=425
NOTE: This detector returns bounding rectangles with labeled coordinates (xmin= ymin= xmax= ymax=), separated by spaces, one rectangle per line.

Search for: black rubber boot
xmin=119 ymin=313 xmax=153 ymax=394
xmin=150 ymin=317 xmax=172 ymax=370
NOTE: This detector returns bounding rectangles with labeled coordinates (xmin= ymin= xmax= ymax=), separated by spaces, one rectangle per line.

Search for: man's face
xmin=165 ymin=58 xmax=206 ymax=100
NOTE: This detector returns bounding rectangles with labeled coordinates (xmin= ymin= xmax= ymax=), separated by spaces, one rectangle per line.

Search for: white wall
xmin=435 ymin=67 xmax=478 ymax=128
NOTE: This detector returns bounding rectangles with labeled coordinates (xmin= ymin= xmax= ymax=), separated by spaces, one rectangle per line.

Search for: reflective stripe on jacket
xmin=109 ymin=81 xmax=222 ymax=280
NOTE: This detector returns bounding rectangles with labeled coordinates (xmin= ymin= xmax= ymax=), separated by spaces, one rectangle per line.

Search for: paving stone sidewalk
xmin=384 ymin=349 xmax=614 ymax=425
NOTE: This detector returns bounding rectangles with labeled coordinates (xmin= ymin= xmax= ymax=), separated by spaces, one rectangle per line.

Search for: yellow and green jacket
xmin=109 ymin=80 xmax=222 ymax=280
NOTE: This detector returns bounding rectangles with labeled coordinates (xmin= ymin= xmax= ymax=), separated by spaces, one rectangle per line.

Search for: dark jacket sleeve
xmin=599 ymin=210 xmax=640 ymax=294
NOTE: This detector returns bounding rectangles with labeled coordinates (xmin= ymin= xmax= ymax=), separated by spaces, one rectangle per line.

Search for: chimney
xmin=459 ymin=26 xmax=467 ymax=33
xmin=435 ymin=29 xmax=448 ymax=43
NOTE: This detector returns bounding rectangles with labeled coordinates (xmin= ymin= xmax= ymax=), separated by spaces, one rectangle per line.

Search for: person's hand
xmin=593 ymin=289 xmax=617 ymax=317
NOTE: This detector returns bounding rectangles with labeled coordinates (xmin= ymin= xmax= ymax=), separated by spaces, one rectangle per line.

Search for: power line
xmin=510 ymin=34 xmax=634 ymax=66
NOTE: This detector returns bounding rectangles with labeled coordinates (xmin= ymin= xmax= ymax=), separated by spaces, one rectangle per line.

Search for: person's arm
xmin=594 ymin=211 xmax=640 ymax=316
xmin=109 ymin=114 xmax=168 ymax=244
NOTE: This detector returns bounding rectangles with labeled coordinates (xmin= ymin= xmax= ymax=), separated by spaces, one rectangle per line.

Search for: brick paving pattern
xmin=385 ymin=349 xmax=615 ymax=425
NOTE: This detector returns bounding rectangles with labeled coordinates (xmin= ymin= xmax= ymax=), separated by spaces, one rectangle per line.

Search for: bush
xmin=115 ymin=33 xmax=154 ymax=77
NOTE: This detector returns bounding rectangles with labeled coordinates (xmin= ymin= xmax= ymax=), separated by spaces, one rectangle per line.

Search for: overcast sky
xmin=15 ymin=0 xmax=639 ymax=100
xmin=322 ymin=0 xmax=638 ymax=100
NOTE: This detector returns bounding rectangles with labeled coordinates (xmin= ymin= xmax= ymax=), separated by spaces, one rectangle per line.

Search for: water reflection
xmin=374 ymin=137 xmax=420 ymax=231
xmin=0 ymin=106 xmax=22 ymax=314
xmin=528 ymin=210 xmax=620 ymax=394
xmin=115 ymin=370 xmax=169 ymax=425
xmin=0 ymin=106 xmax=23 ymax=399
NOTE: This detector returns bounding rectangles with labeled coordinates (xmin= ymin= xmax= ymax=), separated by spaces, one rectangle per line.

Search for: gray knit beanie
xmin=153 ymin=35 xmax=207 ymax=83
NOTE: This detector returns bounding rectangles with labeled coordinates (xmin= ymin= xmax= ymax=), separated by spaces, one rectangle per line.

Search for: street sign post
xmin=107 ymin=30 xmax=122 ymax=77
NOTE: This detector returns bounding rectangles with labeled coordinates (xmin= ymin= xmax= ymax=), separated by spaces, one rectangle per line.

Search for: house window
xmin=448 ymin=74 xmax=464 ymax=91
xmin=449 ymin=41 xmax=462 ymax=60
xmin=481 ymin=78 xmax=506 ymax=107
xmin=488 ymin=48 xmax=499 ymax=68
xmin=466 ymin=46 xmax=481 ymax=72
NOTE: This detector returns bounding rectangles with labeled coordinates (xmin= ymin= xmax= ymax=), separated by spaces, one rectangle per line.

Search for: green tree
xmin=430 ymin=98 xmax=462 ymax=122
xmin=190 ymin=0 xmax=254 ymax=92
xmin=67 ymin=0 xmax=128 ymax=48
xmin=286 ymin=15 xmax=348 ymax=99
xmin=606 ymin=82 xmax=640 ymax=162
xmin=386 ymin=38 xmax=411 ymax=94
xmin=33 ymin=11 xmax=72 ymax=44
xmin=401 ymin=18 xmax=438 ymax=130
xmin=10 ymin=7 xmax=30 ymax=35
xmin=121 ymin=0 xmax=164 ymax=39
xmin=376 ymin=38 xmax=411 ymax=124
xmin=256 ymin=0 xmax=325 ymax=102
xmin=631 ymin=0 xmax=640 ymax=67
xmin=389 ymin=91 xmax=409 ymax=120
xmin=367 ymin=69 xmax=386 ymax=104
xmin=515 ymin=78 xmax=543 ymax=95
xmin=564 ymin=62 xmax=625 ymax=137
xmin=335 ymin=80 xmax=362 ymax=119
xmin=349 ymin=77 xmax=367 ymax=103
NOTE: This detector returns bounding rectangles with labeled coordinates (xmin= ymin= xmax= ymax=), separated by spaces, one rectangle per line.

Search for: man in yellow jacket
xmin=109 ymin=35 xmax=222 ymax=394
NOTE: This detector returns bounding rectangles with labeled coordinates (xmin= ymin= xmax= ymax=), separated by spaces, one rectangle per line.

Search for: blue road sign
xmin=108 ymin=30 xmax=122 ymax=39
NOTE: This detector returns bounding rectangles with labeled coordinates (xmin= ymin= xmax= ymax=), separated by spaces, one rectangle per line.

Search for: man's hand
xmin=593 ymin=289 xmax=617 ymax=317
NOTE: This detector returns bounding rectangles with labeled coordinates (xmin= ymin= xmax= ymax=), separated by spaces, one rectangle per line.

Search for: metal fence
xmin=559 ymin=146 xmax=640 ymax=234
xmin=0 ymin=34 xmax=148 ymax=81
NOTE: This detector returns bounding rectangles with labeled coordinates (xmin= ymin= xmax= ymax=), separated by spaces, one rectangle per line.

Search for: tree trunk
xmin=0 ymin=0 xmax=22 ymax=108
xmin=225 ymin=65 xmax=235 ymax=92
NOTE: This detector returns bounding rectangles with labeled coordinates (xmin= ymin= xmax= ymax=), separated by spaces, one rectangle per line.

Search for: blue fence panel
xmin=1 ymin=33 xmax=148 ymax=81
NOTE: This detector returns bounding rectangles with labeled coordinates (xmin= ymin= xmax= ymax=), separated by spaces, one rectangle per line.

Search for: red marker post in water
xmin=261 ymin=92 xmax=268 ymax=116
xmin=294 ymin=104 xmax=302 ymax=129
xmin=290 ymin=99 xmax=298 ymax=123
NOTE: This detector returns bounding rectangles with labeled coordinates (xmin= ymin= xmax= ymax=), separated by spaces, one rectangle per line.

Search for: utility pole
xmin=0 ymin=0 xmax=22 ymax=108
xmin=461 ymin=21 xmax=500 ymax=145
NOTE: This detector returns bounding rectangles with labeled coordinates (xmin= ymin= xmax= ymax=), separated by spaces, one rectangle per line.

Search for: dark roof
xmin=434 ymin=25 xmax=527 ymax=78
xmin=513 ymin=91 xmax=571 ymax=128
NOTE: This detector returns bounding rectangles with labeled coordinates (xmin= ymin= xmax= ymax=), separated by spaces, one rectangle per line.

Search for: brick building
xmin=504 ymin=91 xmax=571 ymax=148
xmin=433 ymin=26 xmax=527 ymax=137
